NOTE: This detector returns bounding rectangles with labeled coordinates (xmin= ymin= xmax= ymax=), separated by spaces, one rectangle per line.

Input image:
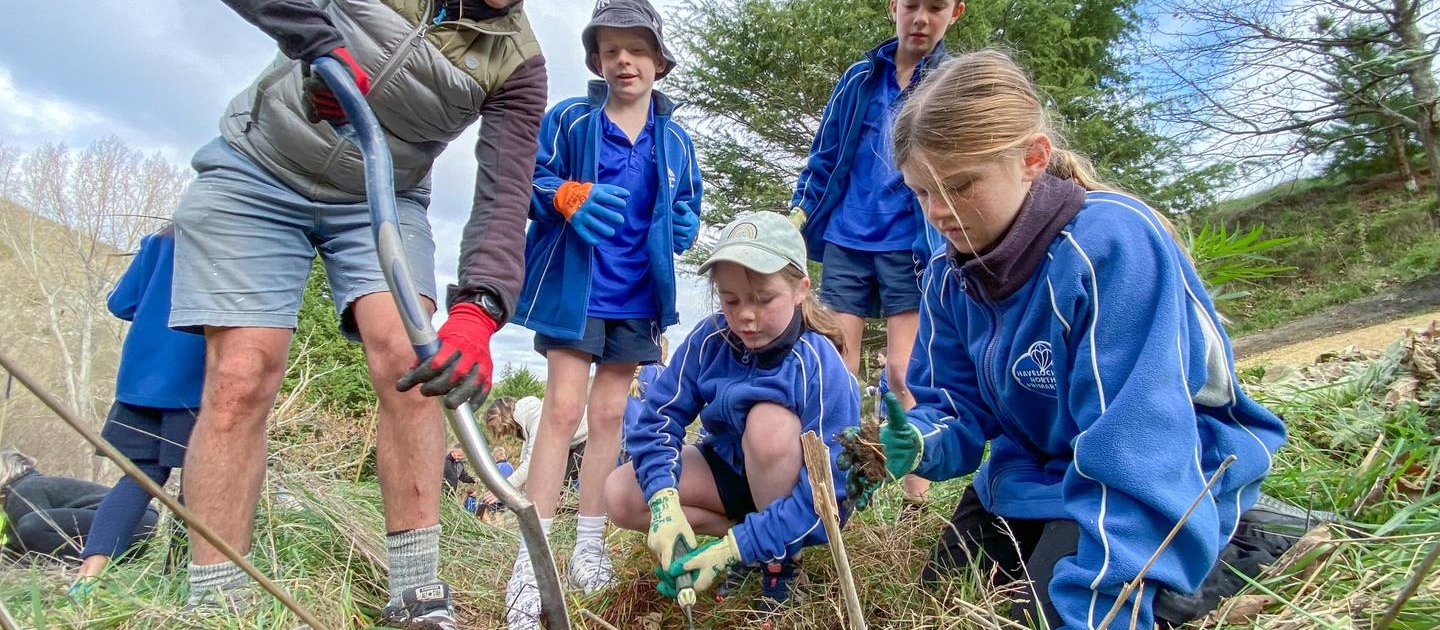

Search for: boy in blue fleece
xmin=844 ymin=50 xmax=1291 ymax=629
xmin=507 ymin=1 xmax=701 ymax=627
xmin=790 ymin=0 xmax=965 ymax=507
xmin=604 ymin=211 xmax=861 ymax=613
xmin=71 ymin=226 xmax=205 ymax=594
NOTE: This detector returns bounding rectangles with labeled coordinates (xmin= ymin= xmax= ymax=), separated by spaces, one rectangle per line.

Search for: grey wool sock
xmin=386 ymin=524 xmax=442 ymax=607
xmin=187 ymin=556 xmax=252 ymax=610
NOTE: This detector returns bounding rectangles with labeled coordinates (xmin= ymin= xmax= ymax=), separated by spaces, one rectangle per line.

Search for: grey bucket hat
xmin=582 ymin=0 xmax=678 ymax=79
xmin=699 ymin=211 xmax=809 ymax=277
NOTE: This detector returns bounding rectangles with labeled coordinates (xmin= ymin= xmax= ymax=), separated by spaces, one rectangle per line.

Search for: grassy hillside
xmin=1198 ymin=172 xmax=1440 ymax=335
xmin=0 ymin=197 xmax=125 ymax=481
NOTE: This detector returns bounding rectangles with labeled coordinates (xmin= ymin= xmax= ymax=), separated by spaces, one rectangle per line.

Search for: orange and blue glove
xmin=396 ymin=302 xmax=497 ymax=409
xmin=553 ymin=181 xmax=629 ymax=245
xmin=302 ymin=46 xmax=370 ymax=125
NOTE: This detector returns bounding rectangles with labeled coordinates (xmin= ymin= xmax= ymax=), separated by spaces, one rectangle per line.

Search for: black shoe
xmin=376 ymin=582 xmax=458 ymax=630
xmin=714 ymin=563 xmax=757 ymax=601
xmin=754 ymin=559 xmax=807 ymax=613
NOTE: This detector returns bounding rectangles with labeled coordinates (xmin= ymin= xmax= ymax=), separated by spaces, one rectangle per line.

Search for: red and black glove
xmin=396 ymin=302 xmax=498 ymax=409
xmin=301 ymin=46 xmax=371 ymax=125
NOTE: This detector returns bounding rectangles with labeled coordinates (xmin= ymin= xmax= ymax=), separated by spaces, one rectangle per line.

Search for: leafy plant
xmin=1185 ymin=221 xmax=1295 ymax=302
xmin=281 ymin=259 xmax=375 ymax=416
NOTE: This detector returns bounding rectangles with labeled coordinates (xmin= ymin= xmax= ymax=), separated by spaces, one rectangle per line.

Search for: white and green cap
xmin=698 ymin=211 xmax=808 ymax=276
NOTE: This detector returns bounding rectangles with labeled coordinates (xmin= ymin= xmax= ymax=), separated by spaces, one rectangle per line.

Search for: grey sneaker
xmin=376 ymin=582 xmax=459 ymax=630
xmin=505 ymin=555 xmax=541 ymax=630
xmin=567 ymin=538 xmax=615 ymax=595
xmin=1250 ymin=493 xmax=1341 ymax=529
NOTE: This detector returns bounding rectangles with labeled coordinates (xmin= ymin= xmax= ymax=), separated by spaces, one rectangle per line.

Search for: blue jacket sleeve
xmin=731 ymin=336 xmax=859 ymax=565
xmin=627 ymin=321 xmax=712 ymax=501
xmin=107 ymin=234 xmax=160 ymax=322
xmin=1047 ymin=211 xmax=1227 ymax=630
xmin=669 ymin=125 xmax=704 ymax=253
xmin=790 ymin=63 xmax=861 ymax=213
xmin=906 ymin=263 xmax=1003 ymax=481
xmin=530 ymin=101 xmax=579 ymax=225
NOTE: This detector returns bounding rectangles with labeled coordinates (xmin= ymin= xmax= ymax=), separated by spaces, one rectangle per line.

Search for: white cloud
xmin=0 ymin=1 xmax=698 ymax=382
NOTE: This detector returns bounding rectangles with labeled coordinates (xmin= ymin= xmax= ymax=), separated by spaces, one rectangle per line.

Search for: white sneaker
xmin=505 ymin=555 xmax=541 ymax=630
xmin=567 ymin=537 xmax=615 ymax=595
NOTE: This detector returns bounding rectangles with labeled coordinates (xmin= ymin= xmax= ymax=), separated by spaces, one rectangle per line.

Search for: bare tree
xmin=1144 ymin=0 xmax=1440 ymax=214
xmin=0 ymin=137 xmax=188 ymax=479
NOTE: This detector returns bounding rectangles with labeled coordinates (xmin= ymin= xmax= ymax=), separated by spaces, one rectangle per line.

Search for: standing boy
xmin=790 ymin=0 xmax=964 ymax=506
xmin=174 ymin=2 xmax=545 ymax=629
xmin=506 ymin=1 xmax=701 ymax=628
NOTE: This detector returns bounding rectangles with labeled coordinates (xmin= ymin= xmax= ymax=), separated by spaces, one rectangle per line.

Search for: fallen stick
xmin=1096 ymin=454 xmax=1236 ymax=629
xmin=1374 ymin=538 xmax=1440 ymax=630
xmin=579 ymin=609 xmax=623 ymax=630
xmin=801 ymin=431 xmax=866 ymax=630
xmin=0 ymin=350 xmax=330 ymax=630
xmin=0 ymin=597 xmax=18 ymax=630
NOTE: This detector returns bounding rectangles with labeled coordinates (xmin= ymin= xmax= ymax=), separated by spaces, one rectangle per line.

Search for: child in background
xmin=481 ymin=397 xmax=588 ymax=500
xmin=620 ymin=336 xmax=670 ymax=463
xmin=507 ymin=1 xmax=701 ymax=627
xmin=604 ymin=211 xmax=861 ymax=613
xmin=71 ymin=226 xmax=205 ymax=595
xmin=789 ymin=0 xmax=966 ymax=509
xmin=847 ymin=50 xmax=1290 ymax=629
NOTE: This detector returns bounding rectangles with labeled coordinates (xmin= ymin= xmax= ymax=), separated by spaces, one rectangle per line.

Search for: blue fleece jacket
xmin=626 ymin=313 xmax=860 ymax=565
xmin=907 ymin=189 xmax=1287 ymax=630
xmin=791 ymin=39 xmax=947 ymax=263
xmin=110 ymin=231 xmax=206 ymax=409
xmin=516 ymin=81 xmax=703 ymax=340
xmin=624 ymin=363 xmax=667 ymax=437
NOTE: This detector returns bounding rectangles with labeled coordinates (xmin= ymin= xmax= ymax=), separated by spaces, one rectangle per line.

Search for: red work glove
xmin=396 ymin=302 xmax=498 ymax=409
xmin=302 ymin=46 xmax=371 ymax=125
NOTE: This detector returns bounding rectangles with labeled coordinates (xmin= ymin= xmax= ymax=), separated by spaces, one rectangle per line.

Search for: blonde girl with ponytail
xmin=847 ymin=49 xmax=1294 ymax=630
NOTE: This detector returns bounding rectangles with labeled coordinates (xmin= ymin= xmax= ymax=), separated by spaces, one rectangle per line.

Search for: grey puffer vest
xmin=219 ymin=0 xmax=541 ymax=202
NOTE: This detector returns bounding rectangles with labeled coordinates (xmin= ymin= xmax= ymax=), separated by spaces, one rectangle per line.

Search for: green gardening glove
xmin=664 ymin=532 xmax=741 ymax=597
xmin=647 ymin=488 xmax=697 ymax=596
xmin=879 ymin=392 xmax=923 ymax=480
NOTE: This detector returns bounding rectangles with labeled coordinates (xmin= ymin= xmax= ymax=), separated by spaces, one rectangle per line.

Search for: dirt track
xmin=1231 ymin=272 xmax=1440 ymax=367
xmin=1238 ymin=310 xmax=1440 ymax=367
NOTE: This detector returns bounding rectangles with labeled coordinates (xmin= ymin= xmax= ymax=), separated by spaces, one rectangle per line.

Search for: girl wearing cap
xmin=847 ymin=49 xmax=1287 ymax=629
xmin=603 ymin=211 xmax=861 ymax=613
xmin=508 ymin=1 xmax=701 ymax=627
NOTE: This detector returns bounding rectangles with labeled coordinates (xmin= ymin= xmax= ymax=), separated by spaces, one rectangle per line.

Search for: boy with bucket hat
xmin=506 ymin=1 xmax=701 ymax=627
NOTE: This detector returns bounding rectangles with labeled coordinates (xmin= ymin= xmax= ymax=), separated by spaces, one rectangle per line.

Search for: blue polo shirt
xmin=589 ymin=109 xmax=659 ymax=318
xmin=824 ymin=43 xmax=917 ymax=252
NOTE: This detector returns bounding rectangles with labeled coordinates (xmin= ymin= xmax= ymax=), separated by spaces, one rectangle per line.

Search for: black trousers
xmin=923 ymin=487 xmax=1298 ymax=628
xmin=12 ymin=507 xmax=158 ymax=561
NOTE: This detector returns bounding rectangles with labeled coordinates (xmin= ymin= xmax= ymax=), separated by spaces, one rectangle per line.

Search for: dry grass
xmin=3 ymin=328 xmax=1438 ymax=629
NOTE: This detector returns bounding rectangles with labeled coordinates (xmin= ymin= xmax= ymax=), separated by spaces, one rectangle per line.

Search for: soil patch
xmin=1234 ymin=273 xmax=1440 ymax=365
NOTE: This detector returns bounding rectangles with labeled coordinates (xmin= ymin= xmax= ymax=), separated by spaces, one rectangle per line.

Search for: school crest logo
xmin=1011 ymin=341 xmax=1057 ymax=397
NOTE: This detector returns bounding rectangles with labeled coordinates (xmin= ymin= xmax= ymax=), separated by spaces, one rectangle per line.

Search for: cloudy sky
xmin=0 ymin=0 xmax=712 ymax=377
